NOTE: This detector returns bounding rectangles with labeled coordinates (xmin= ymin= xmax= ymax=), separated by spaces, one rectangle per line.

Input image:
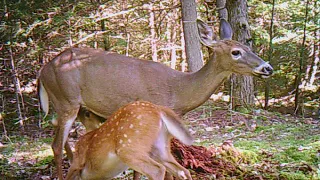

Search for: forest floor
xmin=0 ymin=100 xmax=320 ymax=180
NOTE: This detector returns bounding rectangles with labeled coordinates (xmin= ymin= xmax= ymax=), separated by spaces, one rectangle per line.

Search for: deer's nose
xmin=262 ymin=65 xmax=273 ymax=75
xmin=253 ymin=62 xmax=273 ymax=78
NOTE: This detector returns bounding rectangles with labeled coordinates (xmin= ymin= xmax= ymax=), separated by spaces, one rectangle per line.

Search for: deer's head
xmin=197 ymin=19 xmax=273 ymax=78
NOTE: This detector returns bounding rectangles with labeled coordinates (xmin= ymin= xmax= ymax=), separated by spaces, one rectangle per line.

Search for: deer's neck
xmin=174 ymin=58 xmax=231 ymax=115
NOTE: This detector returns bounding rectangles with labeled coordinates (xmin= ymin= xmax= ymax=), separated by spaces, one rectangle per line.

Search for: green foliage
xmin=249 ymin=0 xmax=319 ymax=100
xmin=279 ymin=172 xmax=311 ymax=180
xmin=34 ymin=155 xmax=54 ymax=167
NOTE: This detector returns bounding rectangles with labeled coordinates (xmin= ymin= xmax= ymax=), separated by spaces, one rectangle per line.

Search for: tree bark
xmin=180 ymin=20 xmax=187 ymax=72
xmin=216 ymin=0 xmax=228 ymax=20
xmin=264 ymin=0 xmax=275 ymax=109
xmin=226 ymin=0 xmax=255 ymax=109
xmin=167 ymin=0 xmax=178 ymax=69
xmin=181 ymin=0 xmax=203 ymax=72
xmin=149 ymin=1 xmax=158 ymax=62
xmin=294 ymin=0 xmax=309 ymax=115
xmin=306 ymin=0 xmax=319 ymax=87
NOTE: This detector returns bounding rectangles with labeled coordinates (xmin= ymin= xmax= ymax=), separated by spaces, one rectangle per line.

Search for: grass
xmin=0 ymin=135 xmax=54 ymax=179
xmin=231 ymin=122 xmax=320 ymax=179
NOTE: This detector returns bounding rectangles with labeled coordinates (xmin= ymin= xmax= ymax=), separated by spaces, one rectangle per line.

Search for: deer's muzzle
xmin=253 ymin=63 xmax=273 ymax=78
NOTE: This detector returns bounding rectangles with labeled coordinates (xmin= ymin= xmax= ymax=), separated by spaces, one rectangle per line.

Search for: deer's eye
xmin=232 ymin=50 xmax=241 ymax=56
xmin=85 ymin=111 xmax=90 ymax=118
xmin=231 ymin=50 xmax=242 ymax=60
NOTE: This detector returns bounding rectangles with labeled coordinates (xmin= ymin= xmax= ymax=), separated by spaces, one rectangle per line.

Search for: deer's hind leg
xmin=52 ymin=108 xmax=79 ymax=180
xmin=152 ymin=138 xmax=192 ymax=180
xmin=160 ymin=153 xmax=192 ymax=180
xmin=118 ymin=151 xmax=166 ymax=180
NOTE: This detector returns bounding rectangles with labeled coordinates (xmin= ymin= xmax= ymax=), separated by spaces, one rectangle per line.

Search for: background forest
xmin=0 ymin=0 xmax=319 ymax=179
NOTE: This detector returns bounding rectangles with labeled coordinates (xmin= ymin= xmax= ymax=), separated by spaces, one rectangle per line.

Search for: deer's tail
xmin=38 ymin=80 xmax=49 ymax=118
xmin=160 ymin=107 xmax=193 ymax=145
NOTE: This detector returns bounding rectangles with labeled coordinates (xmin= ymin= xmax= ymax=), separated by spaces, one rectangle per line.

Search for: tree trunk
xmin=306 ymin=0 xmax=319 ymax=88
xmin=216 ymin=0 xmax=227 ymax=20
xmin=100 ymin=20 xmax=110 ymax=51
xmin=181 ymin=0 xmax=203 ymax=72
xmin=264 ymin=0 xmax=275 ymax=109
xmin=294 ymin=0 xmax=309 ymax=115
xmin=226 ymin=0 xmax=254 ymax=109
xmin=149 ymin=1 xmax=158 ymax=62
xmin=180 ymin=20 xmax=187 ymax=72
xmin=170 ymin=21 xmax=177 ymax=69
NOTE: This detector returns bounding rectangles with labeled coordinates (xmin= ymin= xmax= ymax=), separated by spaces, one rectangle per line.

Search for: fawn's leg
xmin=160 ymin=152 xmax=192 ymax=180
xmin=118 ymin=151 xmax=166 ymax=180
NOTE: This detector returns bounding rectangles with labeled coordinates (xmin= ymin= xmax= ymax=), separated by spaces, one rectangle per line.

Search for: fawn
xmin=66 ymin=101 xmax=193 ymax=180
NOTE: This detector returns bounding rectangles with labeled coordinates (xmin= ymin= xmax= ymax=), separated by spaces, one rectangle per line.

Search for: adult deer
xmin=66 ymin=101 xmax=193 ymax=180
xmin=38 ymin=19 xmax=273 ymax=179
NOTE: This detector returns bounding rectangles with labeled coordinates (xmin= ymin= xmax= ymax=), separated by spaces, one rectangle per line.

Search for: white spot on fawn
xmin=119 ymin=139 xmax=123 ymax=144
xmin=107 ymin=133 xmax=110 ymax=137
xmin=129 ymin=124 xmax=134 ymax=128
xmin=137 ymin=115 xmax=142 ymax=119
xmin=111 ymin=128 xmax=114 ymax=132
xmin=128 ymin=139 xmax=131 ymax=143
xmin=124 ymin=134 xmax=127 ymax=138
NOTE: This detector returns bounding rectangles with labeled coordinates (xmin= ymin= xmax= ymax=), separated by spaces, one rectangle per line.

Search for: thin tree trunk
xmin=181 ymin=0 xmax=203 ymax=72
xmin=180 ymin=20 xmax=187 ymax=72
xmin=100 ymin=20 xmax=110 ymax=51
xmin=170 ymin=2 xmax=178 ymax=69
xmin=68 ymin=19 xmax=73 ymax=47
xmin=306 ymin=0 xmax=319 ymax=87
xmin=294 ymin=0 xmax=309 ymax=115
xmin=126 ymin=33 xmax=130 ymax=56
xmin=149 ymin=1 xmax=158 ymax=62
xmin=264 ymin=0 xmax=276 ymax=109
xmin=226 ymin=0 xmax=255 ymax=109
xmin=9 ymin=45 xmax=25 ymax=129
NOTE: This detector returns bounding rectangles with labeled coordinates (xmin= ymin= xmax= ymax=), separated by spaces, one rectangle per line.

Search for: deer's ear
xmin=219 ymin=19 xmax=233 ymax=40
xmin=197 ymin=19 xmax=216 ymax=47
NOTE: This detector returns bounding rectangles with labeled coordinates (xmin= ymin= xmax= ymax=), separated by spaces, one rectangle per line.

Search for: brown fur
xmin=66 ymin=101 xmax=193 ymax=180
xmin=38 ymin=20 xmax=272 ymax=179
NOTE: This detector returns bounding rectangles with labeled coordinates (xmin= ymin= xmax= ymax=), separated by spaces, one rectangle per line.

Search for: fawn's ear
xmin=219 ymin=19 xmax=233 ymax=40
xmin=197 ymin=19 xmax=216 ymax=47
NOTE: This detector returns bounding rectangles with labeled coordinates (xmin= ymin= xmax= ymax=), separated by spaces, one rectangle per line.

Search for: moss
xmin=240 ymin=150 xmax=260 ymax=163
xmin=279 ymin=171 xmax=310 ymax=180
xmin=195 ymin=139 xmax=215 ymax=147
xmin=34 ymin=155 xmax=54 ymax=167
xmin=234 ymin=140 xmax=271 ymax=152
